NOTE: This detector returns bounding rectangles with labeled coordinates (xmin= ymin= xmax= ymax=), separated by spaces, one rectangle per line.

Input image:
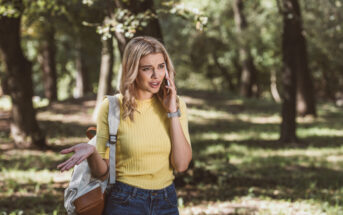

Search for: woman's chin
xmin=150 ymin=86 xmax=161 ymax=93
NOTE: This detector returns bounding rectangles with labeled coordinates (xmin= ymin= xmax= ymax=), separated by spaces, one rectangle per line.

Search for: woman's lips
xmin=149 ymin=81 xmax=161 ymax=88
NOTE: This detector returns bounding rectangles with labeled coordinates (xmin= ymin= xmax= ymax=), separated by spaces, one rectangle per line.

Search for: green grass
xmin=1 ymin=90 xmax=343 ymax=214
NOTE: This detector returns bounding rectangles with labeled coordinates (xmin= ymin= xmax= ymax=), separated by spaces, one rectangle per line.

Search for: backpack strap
xmin=106 ymin=94 xmax=120 ymax=184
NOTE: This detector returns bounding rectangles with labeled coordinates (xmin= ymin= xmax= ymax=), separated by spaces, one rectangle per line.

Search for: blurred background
xmin=0 ymin=0 xmax=343 ymax=214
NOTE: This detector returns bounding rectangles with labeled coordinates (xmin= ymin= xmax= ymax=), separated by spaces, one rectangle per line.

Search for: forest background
xmin=0 ymin=0 xmax=343 ymax=214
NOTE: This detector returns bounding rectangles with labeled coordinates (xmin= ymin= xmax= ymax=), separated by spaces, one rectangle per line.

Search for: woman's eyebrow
xmin=139 ymin=62 xmax=165 ymax=68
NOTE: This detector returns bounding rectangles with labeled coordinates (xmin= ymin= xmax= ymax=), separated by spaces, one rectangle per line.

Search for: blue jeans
xmin=103 ymin=181 xmax=179 ymax=215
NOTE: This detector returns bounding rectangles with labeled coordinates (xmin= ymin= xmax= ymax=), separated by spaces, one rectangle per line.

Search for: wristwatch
xmin=167 ymin=109 xmax=181 ymax=118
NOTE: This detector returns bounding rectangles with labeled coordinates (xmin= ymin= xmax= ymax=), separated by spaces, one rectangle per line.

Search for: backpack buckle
xmin=109 ymin=135 xmax=117 ymax=144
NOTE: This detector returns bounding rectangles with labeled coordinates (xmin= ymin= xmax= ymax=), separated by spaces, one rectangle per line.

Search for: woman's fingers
xmin=165 ymin=73 xmax=175 ymax=87
xmin=60 ymin=146 xmax=75 ymax=154
xmin=75 ymin=155 xmax=88 ymax=165
xmin=58 ymin=154 xmax=79 ymax=171
xmin=165 ymin=85 xmax=176 ymax=96
xmin=57 ymin=156 xmax=73 ymax=169
xmin=58 ymin=143 xmax=93 ymax=172
xmin=61 ymin=156 xmax=79 ymax=171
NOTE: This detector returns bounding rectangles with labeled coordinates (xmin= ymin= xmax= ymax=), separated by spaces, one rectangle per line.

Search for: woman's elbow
xmin=175 ymin=165 xmax=188 ymax=173
xmin=174 ymin=159 xmax=192 ymax=173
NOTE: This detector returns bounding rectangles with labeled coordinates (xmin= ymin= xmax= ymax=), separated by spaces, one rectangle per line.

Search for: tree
xmin=74 ymin=34 xmax=92 ymax=98
xmin=37 ymin=23 xmax=58 ymax=102
xmin=64 ymin=1 xmax=103 ymax=99
xmin=22 ymin=0 xmax=69 ymax=101
xmin=232 ymin=0 xmax=259 ymax=97
xmin=277 ymin=0 xmax=316 ymax=118
xmin=92 ymin=0 xmax=116 ymax=121
xmin=0 ymin=0 xmax=46 ymax=148
xmin=292 ymin=5 xmax=316 ymax=117
xmin=279 ymin=0 xmax=302 ymax=143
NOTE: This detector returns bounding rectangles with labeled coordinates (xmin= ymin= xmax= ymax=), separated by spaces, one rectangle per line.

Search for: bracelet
xmin=167 ymin=109 xmax=181 ymax=118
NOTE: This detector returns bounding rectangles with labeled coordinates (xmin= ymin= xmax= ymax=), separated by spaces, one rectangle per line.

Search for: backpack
xmin=64 ymin=95 xmax=120 ymax=215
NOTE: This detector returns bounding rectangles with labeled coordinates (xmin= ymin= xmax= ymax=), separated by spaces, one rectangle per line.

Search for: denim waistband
xmin=111 ymin=181 xmax=175 ymax=199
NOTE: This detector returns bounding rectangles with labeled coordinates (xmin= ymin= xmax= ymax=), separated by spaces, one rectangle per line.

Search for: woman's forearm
xmin=87 ymin=147 xmax=109 ymax=179
xmin=169 ymin=117 xmax=192 ymax=172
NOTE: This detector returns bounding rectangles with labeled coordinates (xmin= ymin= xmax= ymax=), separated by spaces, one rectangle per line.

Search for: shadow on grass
xmin=39 ymin=120 xmax=92 ymax=140
xmin=180 ymin=88 xmax=281 ymax=115
xmin=0 ymin=153 xmax=67 ymax=171
xmin=1 ymin=90 xmax=342 ymax=213
xmin=0 ymin=186 xmax=65 ymax=214
xmin=189 ymin=117 xmax=343 ymax=149
xmin=176 ymin=152 xmax=343 ymax=207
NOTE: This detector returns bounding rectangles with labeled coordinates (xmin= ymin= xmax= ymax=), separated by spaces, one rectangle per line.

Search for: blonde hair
xmin=119 ymin=36 xmax=176 ymax=121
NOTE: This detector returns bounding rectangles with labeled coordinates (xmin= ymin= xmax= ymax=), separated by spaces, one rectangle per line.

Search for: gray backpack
xmin=64 ymin=95 xmax=120 ymax=214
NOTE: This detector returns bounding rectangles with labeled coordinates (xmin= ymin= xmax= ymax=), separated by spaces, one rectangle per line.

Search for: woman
xmin=57 ymin=36 xmax=192 ymax=215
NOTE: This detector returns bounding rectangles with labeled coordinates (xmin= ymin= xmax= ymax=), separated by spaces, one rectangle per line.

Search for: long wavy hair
xmin=119 ymin=36 xmax=176 ymax=121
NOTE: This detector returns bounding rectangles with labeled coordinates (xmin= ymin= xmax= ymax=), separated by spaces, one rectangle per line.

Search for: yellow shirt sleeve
xmin=95 ymin=97 xmax=110 ymax=159
xmin=178 ymin=97 xmax=191 ymax=146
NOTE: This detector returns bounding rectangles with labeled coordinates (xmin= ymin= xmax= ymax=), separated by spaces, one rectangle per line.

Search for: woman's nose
xmin=151 ymin=69 xmax=157 ymax=78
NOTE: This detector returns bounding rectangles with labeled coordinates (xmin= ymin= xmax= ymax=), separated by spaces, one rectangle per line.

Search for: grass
xmin=1 ymin=90 xmax=343 ymax=214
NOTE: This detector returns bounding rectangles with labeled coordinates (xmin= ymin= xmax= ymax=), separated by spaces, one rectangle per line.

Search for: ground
xmin=0 ymin=90 xmax=342 ymax=215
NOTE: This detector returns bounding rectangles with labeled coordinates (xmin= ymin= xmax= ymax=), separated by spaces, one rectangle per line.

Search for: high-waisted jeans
xmin=103 ymin=181 xmax=179 ymax=215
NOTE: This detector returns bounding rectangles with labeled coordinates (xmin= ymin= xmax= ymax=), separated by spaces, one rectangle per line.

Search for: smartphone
xmin=165 ymin=66 xmax=170 ymax=87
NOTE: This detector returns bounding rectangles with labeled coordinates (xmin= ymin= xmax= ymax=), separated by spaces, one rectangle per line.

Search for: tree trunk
xmin=232 ymin=0 xmax=259 ymax=97
xmin=0 ymin=12 xmax=46 ymax=148
xmin=74 ymin=40 xmax=91 ymax=98
xmin=113 ymin=31 xmax=127 ymax=58
xmin=0 ymin=72 xmax=10 ymax=96
xmin=293 ymin=1 xmax=316 ymax=117
xmin=280 ymin=0 xmax=301 ymax=143
xmin=93 ymin=36 xmax=115 ymax=121
xmin=321 ymin=68 xmax=336 ymax=101
xmin=38 ymin=24 xmax=57 ymax=102
xmin=270 ymin=69 xmax=281 ymax=103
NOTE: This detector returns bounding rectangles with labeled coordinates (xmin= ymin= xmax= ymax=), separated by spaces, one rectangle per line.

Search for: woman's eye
xmin=142 ymin=68 xmax=151 ymax=72
xmin=158 ymin=64 xmax=165 ymax=69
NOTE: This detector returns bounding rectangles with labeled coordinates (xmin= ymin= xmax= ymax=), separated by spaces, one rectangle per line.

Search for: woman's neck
xmin=135 ymin=91 xmax=154 ymax=100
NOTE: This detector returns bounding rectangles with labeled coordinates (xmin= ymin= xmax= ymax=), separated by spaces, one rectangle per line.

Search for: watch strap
xmin=167 ymin=109 xmax=181 ymax=118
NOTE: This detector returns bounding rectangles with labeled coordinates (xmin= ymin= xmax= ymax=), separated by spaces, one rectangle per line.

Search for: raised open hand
xmin=57 ymin=143 xmax=95 ymax=172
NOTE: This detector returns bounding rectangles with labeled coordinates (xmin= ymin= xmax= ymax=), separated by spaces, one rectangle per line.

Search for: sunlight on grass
xmin=37 ymin=112 xmax=93 ymax=125
xmin=0 ymin=96 xmax=11 ymax=111
xmin=227 ymin=144 xmax=343 ymax=167
xmin=181 ymin=196 xmax=343 ymax=215
xmin=188 ymin=108 xmax=232 ymax=121
xmin=0 ymin=169 xmax=72 ymax=185
xmin=49 ymin=137 xmax=87 ymax=145
xmin=237 ymin=114 xmax=281 ymax=124
xmin=192 ymin=131 xmax=279 ymax=142
xmin=298 ymin=127 xmax=343 ymax=137
xmin=0 ymin=95 xmax=49 ymax=111
xmin=223 ymin=99 xmax=244 ymax=106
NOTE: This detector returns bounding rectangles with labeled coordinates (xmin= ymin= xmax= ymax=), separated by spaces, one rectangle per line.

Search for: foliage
xmin=302 ymin=0 xmax=343 ymax=99
xmin=96 ymin=8 xmax=158 ymax=40
xmin=91 ymin=1 xmax=208 ymax=40
xmin=1 ymin=0 xmax=342 ymax=100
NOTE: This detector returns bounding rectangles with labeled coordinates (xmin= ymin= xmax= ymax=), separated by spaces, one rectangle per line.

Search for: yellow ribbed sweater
xmin=95 ymin=94 xmax=191 ymax=189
